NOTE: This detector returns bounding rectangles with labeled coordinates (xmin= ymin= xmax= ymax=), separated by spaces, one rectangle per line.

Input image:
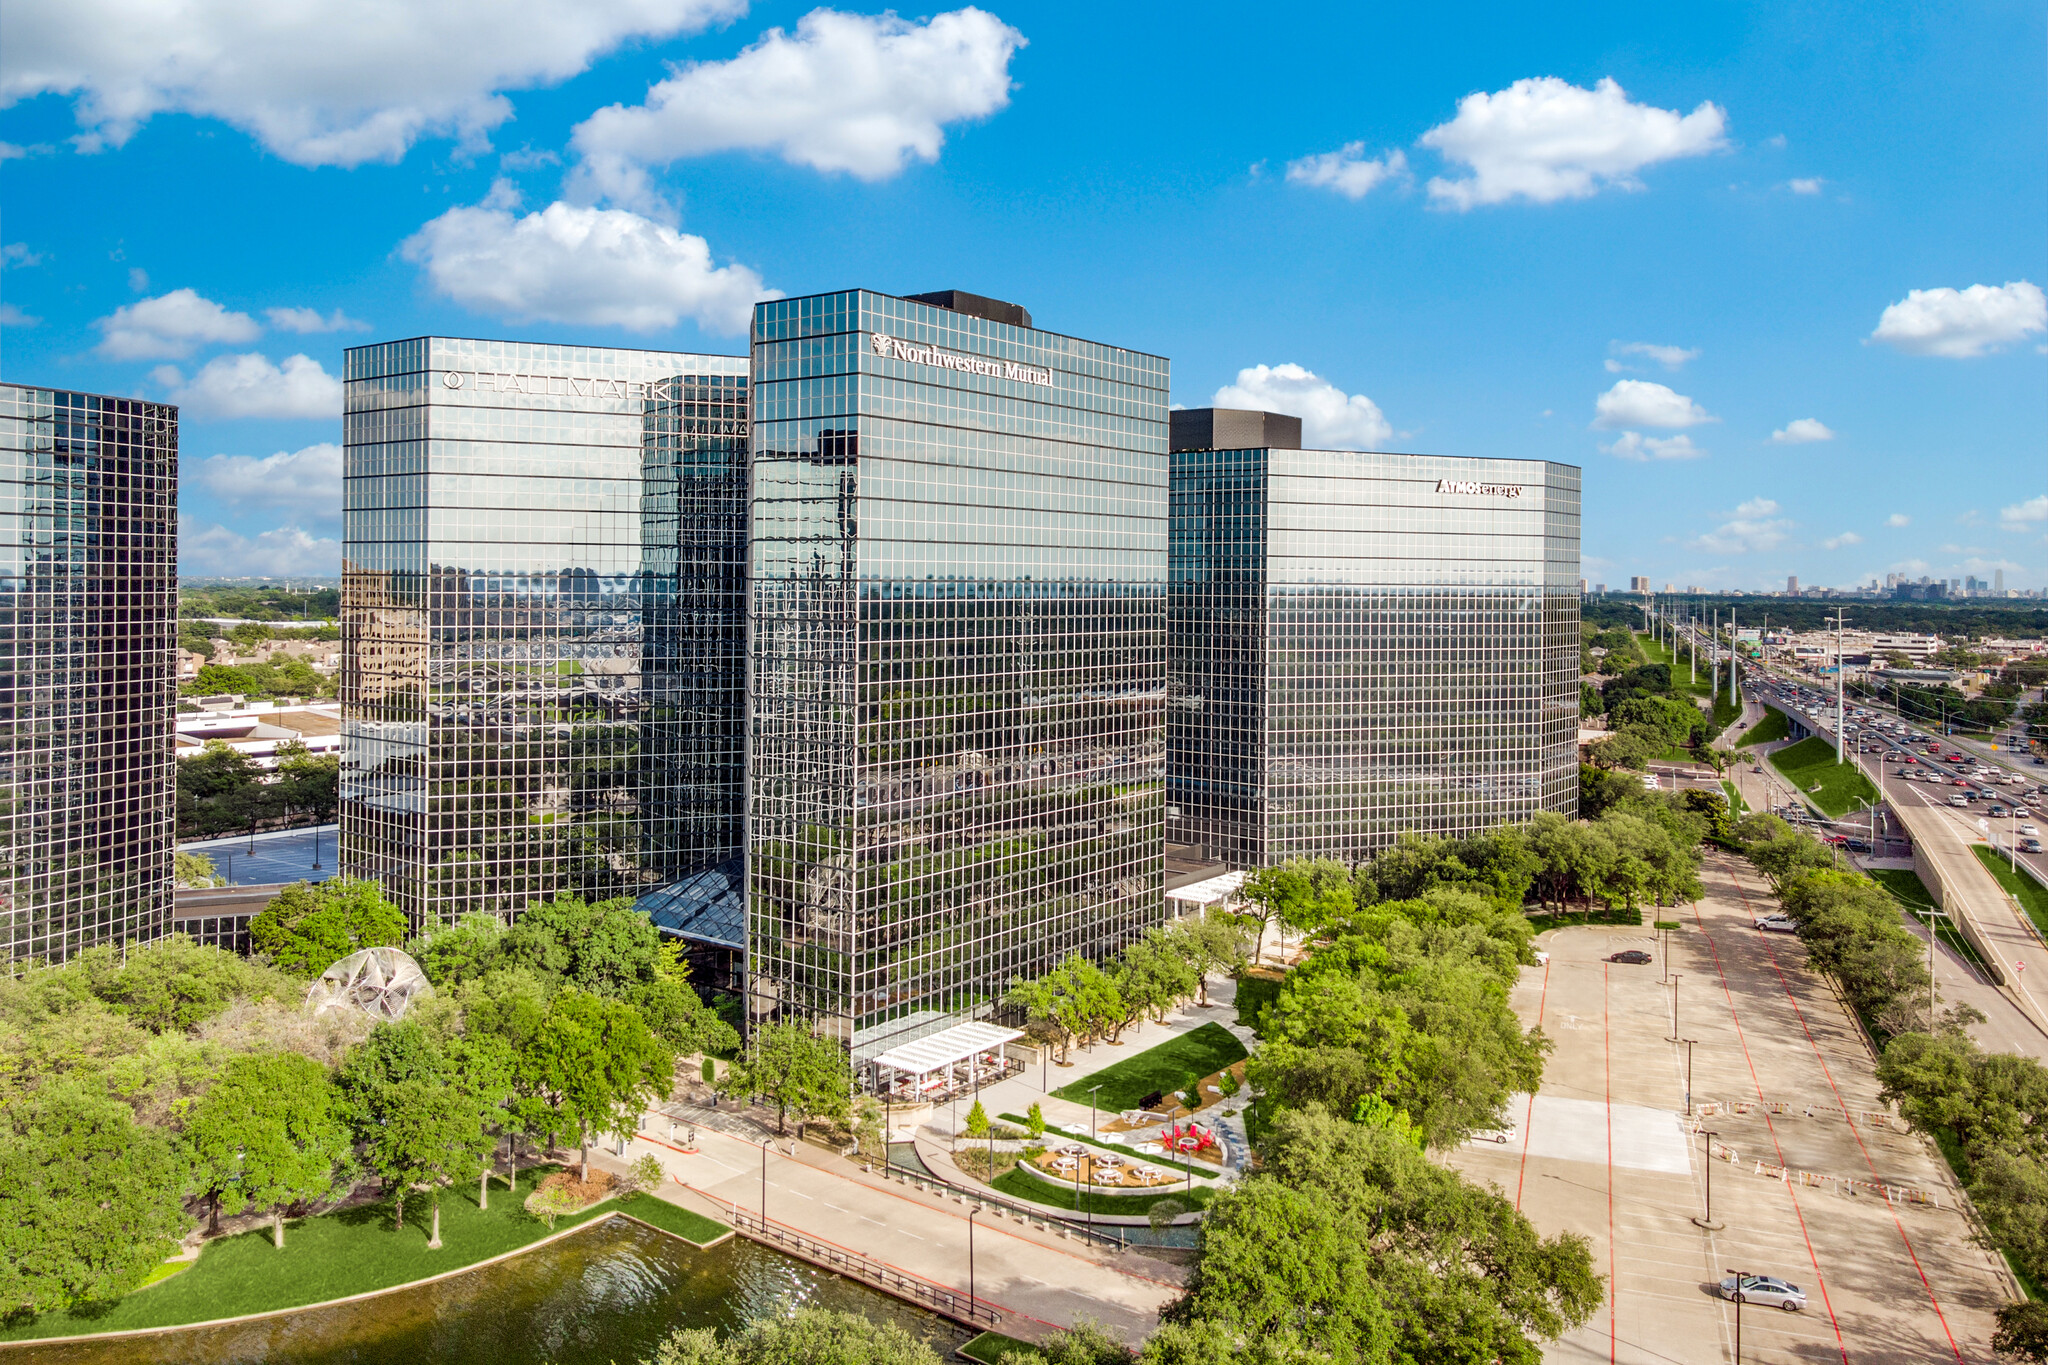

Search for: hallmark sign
xmin=870 ymin=332 xmax=1053 ymax=387
xmin=1435 ymin=479 xmax=1524 ymax=499
xmin=440 ymin=370 xmax=701 ymax=402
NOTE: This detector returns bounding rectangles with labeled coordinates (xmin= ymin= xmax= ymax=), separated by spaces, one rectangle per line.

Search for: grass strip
xmin=1768 ymin=735 xmax=1880 ymax=817
xmin=996 ymin=1115 xmax=1211 ymax=1178
xmin=1048 ymin=1022 xmax=1247 ymax=1111
xmin=989 ymin=1167 xmax=1217 ymax=1217
xmin=961 ymin=1330 xmax=1041 ymax=1364
xmin=1869 ymin=869 xmax=1987 ymax=970
xmin=1971 ymin=845 xmax=2048 ymax=940
xmin=0 ymin=1166 xmax=617 ymax=1343
xmin=1736 ymin=705 xmax=1791 ymax=748
xmin=1721 ymin=780 xmax=1749 ymax=817
xmin=615 ymin=1194 xmax=730 ymax=1247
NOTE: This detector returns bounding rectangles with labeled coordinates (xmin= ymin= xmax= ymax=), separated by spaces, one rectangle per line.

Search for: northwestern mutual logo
xmin=869 ymin=333 xmax=1054 ymax=387
xmin=1435 ymin=478 xmax=1523 ymax=499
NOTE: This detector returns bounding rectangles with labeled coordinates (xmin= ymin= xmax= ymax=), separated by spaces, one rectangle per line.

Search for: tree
xmin=965 ymin=1099 xmax=990 ymax=1139
xmin=1240 ymin=859 xmax=1353 ymax=963
xmin=174 ymin=850 xmax=225 ymax=888
xmin=365 ymin=1077 xmax=499 ymax=1243
xmin=1110 ymin=928 xmax=1199 ymax=1039
xmin=71 ymin=934 xmax=298 ymax=1034
xmin=250 ymin=877 xmax=407 ymax=976
xmin=1182 ymin=908 xmax=1249 ymax=1005
xmin=733 ymin=1019 xmax=849 ymax=1136
xmin=0 ymin=1083 xmax=190 ymax=1315
xmin=184 ymin=1051 xmax=353 ymax=1247
xmin=522 ymin=988 xmax=675 ymax=1177
xmin=643 ymin=1307 xmax=944 ymax=1365
xmin=1994 ymin=1301 xmax=2048 ymax=1363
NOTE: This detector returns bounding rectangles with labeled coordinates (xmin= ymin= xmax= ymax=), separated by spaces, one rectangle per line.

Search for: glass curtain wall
xmin=0 ymin=385 xmax=177 ymax=962
xmin=748 ymin=291 xmax=1170 ymax=1061
xmin=1170 ymin=448 xmax=1580 ymax=865
xmin=341 ymin=338 xmax=747 ymax=928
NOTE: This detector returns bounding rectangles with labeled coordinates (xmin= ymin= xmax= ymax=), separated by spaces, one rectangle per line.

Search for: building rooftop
xmin=1170 ymin=407 xmax=1303 ymax=453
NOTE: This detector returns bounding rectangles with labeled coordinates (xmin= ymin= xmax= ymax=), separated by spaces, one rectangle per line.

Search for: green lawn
xmin=1721 ymin=780 xmax=1749 ymax=817
xmin=0 ymin=1170 xmax=727 ymax=1343
xmin=1736 ymin=705 xmax=1792 ymax=748
xmin=1971 ymin=845 xmax=2048 ymax=940
xmin=962 ymin=1330 xmax=1042 ymax=1364
xmin=1636 ymin=632 xmax=1714 ymax=699
xmin=1049 ymin=1022 xmax=1248 ymax=1112
xmin=991 ymin=1166 xmax=1217 ymax=1216
xmin=1869 ymin=869 xmax=1987 ymax=969
xmin=1768 ymin=736 xmax=1880 ymax=817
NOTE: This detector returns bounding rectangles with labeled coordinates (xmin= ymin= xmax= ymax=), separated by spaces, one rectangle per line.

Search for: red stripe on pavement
xmin=1604 ymin=961 xmax=1617 ymax=1365
xmin=1514 ymin=955 xmax=1552 ymax=1212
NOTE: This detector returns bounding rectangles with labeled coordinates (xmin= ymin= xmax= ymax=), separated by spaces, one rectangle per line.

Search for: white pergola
xmin=1167 ymin=869 xmax=1246 ymax=910
xmin=868 ymin=1020 xmax=1021 ymax=1094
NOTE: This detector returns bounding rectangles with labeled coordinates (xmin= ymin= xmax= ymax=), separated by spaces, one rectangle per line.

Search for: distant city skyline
xmin=1 ymin=2 xmax=2041 ymax=593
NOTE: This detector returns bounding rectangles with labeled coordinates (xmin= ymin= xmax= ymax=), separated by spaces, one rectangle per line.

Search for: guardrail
xmin=1896 ymin=802 xmax=2009 ymax=985
xmin=723 ymin=1206 xmax=1003 ymax=1327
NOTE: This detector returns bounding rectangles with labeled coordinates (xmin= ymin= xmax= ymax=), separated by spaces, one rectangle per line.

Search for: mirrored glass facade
xmin=1170 ymin=444 xmax=1580 ymax=866
xmin=0 ymin=385 xmax=177 ymax=962
xmin=748 ymin=291 xmax=1170 ymax=1060
xmin=340 ymin=338 xmax=748 ymax=928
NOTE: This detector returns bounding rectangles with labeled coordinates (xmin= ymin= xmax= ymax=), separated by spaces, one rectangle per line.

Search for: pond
xmin=15 ymin=1217 xmax=974 ymax=1365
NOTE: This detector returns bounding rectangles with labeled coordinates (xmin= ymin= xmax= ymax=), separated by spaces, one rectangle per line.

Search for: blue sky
xmin=2 ymin=0 xmax=2042 ymax=588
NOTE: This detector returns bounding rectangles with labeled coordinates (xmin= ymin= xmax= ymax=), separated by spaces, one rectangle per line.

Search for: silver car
xmin=1719 ymin=1274 xmax=1806 ymax=1311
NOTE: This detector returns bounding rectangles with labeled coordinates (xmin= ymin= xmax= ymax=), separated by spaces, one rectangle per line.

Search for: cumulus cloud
xmin=179 ymin=516 xmax=340 ymax=577
xmin=1285 ymin=144 xmax=1408 ymax=200
xmin=264 ymin=306 xmax=368 ymax=334
xmin=1821 ymin=531 xmax=1863 ymax=550
xmin=570 ymin=7 xmax=1023 ymax=204
xmin=1212 ymin=363 xmax=1392 ymax=450
xmin=1886 ymin=513 xmax=1911 ymax=528
xmin=1870 ymin=281 xmax=2046 ymax=358
xmin=402 ymin=194 xmax=774 ymax=334
xmin=1602 ymin=431 xmax=1704 ymax=461
xmin=0 ymin=0 xmax=744 ymax=166
xmin=2001 ymin=495 xmax=2048 ymax=531
xmin=1418 ymin=76 xmax=1726 ymax=209
xmin=1593 ymin=379 xmax=1713 ymax=429
xmin=96 ymin=288 xmax=260 ymax=359
xmin=189 ymin=443 xmax=343 ymax=522
xmin=2 ymin=242 xmax=41 ymax=268
xmin=1606 ymin=340 xmax=1697 ymax=371
xmin=1692 ymin=498 xmax=1792 ymax=554
xmin=0 ymin=303 xmax=39 ymax=327
xmin=1769 ymin=418 xmax=1835 ymax=444
xmin=1789 ymin=177 xmax=1824 ymax=195
xmin=162 ymin=353 xmax=343 ymax=419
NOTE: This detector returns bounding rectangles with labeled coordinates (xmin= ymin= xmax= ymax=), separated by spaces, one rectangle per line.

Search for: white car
xmin=1469 ymin=1126 xmax=1517 ymax=1145
xmin=1951 ymin=794 xmax=1970 ymax=806
xmin=1753 ymin=914 xmax=1798 ymax=934
xmin=1719 ymin=1274 xmax=1807 ymax=1311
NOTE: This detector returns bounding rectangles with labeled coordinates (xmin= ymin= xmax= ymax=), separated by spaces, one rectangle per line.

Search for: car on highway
xmin=1990 ymin=805 xmax=2010 ymax=818
xmin=2024 ymin=838 xmax=2044 ymax=854
xmin=1951 ymin=794 xmax=1970 ymax=806
xmin=1719 ymin=1274 xmax=1807 ymax=1311
xmin=2023 ymin=824 xmax=2040 ymax=837
xmin=1754 ymin=914 xmax=1798 ymax=933
xmin=1606 ymin=949 xmax=1653 ymax=964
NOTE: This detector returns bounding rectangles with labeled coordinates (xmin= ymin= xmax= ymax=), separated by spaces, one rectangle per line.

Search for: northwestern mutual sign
xmin=1435 ymin=479 xmax=1524 ymax=499
xmin=870 ymin=332 xmax=1054 ymax=387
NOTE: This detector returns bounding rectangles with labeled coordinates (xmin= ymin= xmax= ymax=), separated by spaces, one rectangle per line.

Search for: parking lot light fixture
xmin=1667 ymin=973 xmax=1682 ymax=1042
xmin=1725 ymin=1267 xmax=1749 ymax=1361
xmin=1693 ymin=1129 xmax=1724 ymax=1230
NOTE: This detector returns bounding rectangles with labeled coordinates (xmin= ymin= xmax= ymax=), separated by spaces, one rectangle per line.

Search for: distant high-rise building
xmin=339 ymin=337 xmax=749 ymax=935
xmin=1594 ymin=583 xmax=1607 ymax=594
xmin=0 ymin=384 xmax=177 ymax=962
xmin=1788 ymin=575 xmax=1800 ymax=594
xmin=1630 ymin=575 xmax=1650 ymax=592
xmin=1996 ymin=569 xmax=2006 ymax=593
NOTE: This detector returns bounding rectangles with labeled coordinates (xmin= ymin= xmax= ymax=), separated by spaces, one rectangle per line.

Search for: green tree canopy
xmin=250 ymin=877 xmax=406 ymax=977
xmin=184 ymin=1050 xmax=353 ymax=1245
xmin=521 ymin=987 xmax=675 ymax=1177
xmin=734 ymin=1019 xmax=851 ymax=1135
xmin=643 ymin=1307 xmax=944 ymax=1365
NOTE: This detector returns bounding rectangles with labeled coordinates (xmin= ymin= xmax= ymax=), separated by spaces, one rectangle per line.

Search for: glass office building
xmin=748 ymin=290 xmax=1170 ymax=1060
xmin=1169 ymin=410 xmax=1579 ymax=867
xmin=0 ymin=384 xmax=177 ymax=962
xmin=340 ymin=338 xmax=748 ymax=929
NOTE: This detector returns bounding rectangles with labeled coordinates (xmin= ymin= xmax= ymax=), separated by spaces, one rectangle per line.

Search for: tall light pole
xmin=1667 ymin=973 xmax=1683 ymax=1042
xmin=1725 ymin=1267 xmax=1749 ymax=1362
xmin=1711 ymin=609 xmax=1719 ymax=704
xmin=1729 ymin=608 xmax=1738 ymax=700
xmin=1830 ymin=609 xmax=1851 ymax=765
xmin=967 ymin=1207 xmax=981 ymax=1320
xmin=1693 ymin=1129 xmax=1723 ymax=1229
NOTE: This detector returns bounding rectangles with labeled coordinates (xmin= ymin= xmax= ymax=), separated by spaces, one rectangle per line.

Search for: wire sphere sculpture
xmin=304 ymin=946 xmax=433 ymax=1022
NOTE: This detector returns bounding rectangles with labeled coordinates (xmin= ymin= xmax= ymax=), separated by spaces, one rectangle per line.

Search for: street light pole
xmin=1681 ymin=1039 xmax=1696 ymax=1116
xmin=1694 ymin=1130 xmax=1724 ymax=1229
xmin=967 ymin=1207 xmax=980 ymax=1320
xmin=1831 ymin=609 xmax=1850 ymax=765
xmin=1667 ymin=973 xmax=1682 ymax=1042
xmin=760 ymin=1139 xmax=768 ymax=1228
xmin=1725 ymin=1267 xmax=1748 ymax=1362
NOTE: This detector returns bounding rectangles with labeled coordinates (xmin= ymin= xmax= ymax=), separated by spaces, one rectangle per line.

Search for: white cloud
xmin=1886 ymin=513 xmax=1910 ymax=528
xmin=1821 ymin=531 xmax=1862 ymax=550
xmin=1870 ymin=281 xmax=2046 ymax=358
xmin=127 ymin=266 xmax=148 ymax=291
xmin=95 ymin=288 xmax=260 ymax=359
xmin=1692 ymin=498 xmax=1792 ymax=554
xmin=1418 ymin=76 xmax=1727 ymax=209
xmin=1789 ymin=177 xmax=1824 ymax=195
xmin=1888 ymin=558 xmax=1931 ymax=577
xmin=1608 ymin=340 xmax=1698 ymax=371
xmin=264 ymin=306 xmax=368 ymax=334
xmin=2000 ymin=495 xmax=2048 ymax=531
xmin=0 ymin=302 xmax=39 ymax=327
xmin=2 ymin=242 xmax=42 ymax=268
xmin=165 ymin=353 xmax=343 ymax=420
xmin=179 ymin=517 xmax=340 ymax=577
xmin=570 ymin=7 xmax=1024 ymax=204
xmin=402 ymin=195 xmax=774 ymax=334
xmin=189 ymin=443 xmax=343 ymax=521
xmin=1285 ymin=144 xmax=1408 ymax=200
xmin=1602 ymin=431 xmax=1704 ymax=461
xmin=1593 ymin=379 xmax=1714 ymax=429
xmin=1212 ymin=363 xmax=1392 ymax=450
xmin=1769 ymin=417 xmax=1835 ymax=444
xmin=0 ymin=0 xmax=744 ymax=167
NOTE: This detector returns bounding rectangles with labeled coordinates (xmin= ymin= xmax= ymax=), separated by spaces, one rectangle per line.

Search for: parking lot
xmin=1447 ymin=850 xmax=2016 ymax=1364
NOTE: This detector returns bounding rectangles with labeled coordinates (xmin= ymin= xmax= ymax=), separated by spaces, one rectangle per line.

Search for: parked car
xmin=1606 ymin=949 xmax=1653 ymax=964
xmin=1719 ymin=1275 xmax=1806 ymax=1311
xmin=1469 ymin=1126 xmax=1517 ymax=1145
xmin=1754 ymin=914 xmax=1798 ymax=934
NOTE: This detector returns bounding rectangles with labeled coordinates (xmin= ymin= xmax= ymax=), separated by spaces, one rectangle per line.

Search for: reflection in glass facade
xmin=1170 ymin=435 xmax=1580 ymax=867
xmin=0 ymin=385 xmax=177 ymax=962
xmin=748 ymin=291 xmax=1170 ymax=1060
xmin=340 ymin=338 xmax=748 ymax=928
